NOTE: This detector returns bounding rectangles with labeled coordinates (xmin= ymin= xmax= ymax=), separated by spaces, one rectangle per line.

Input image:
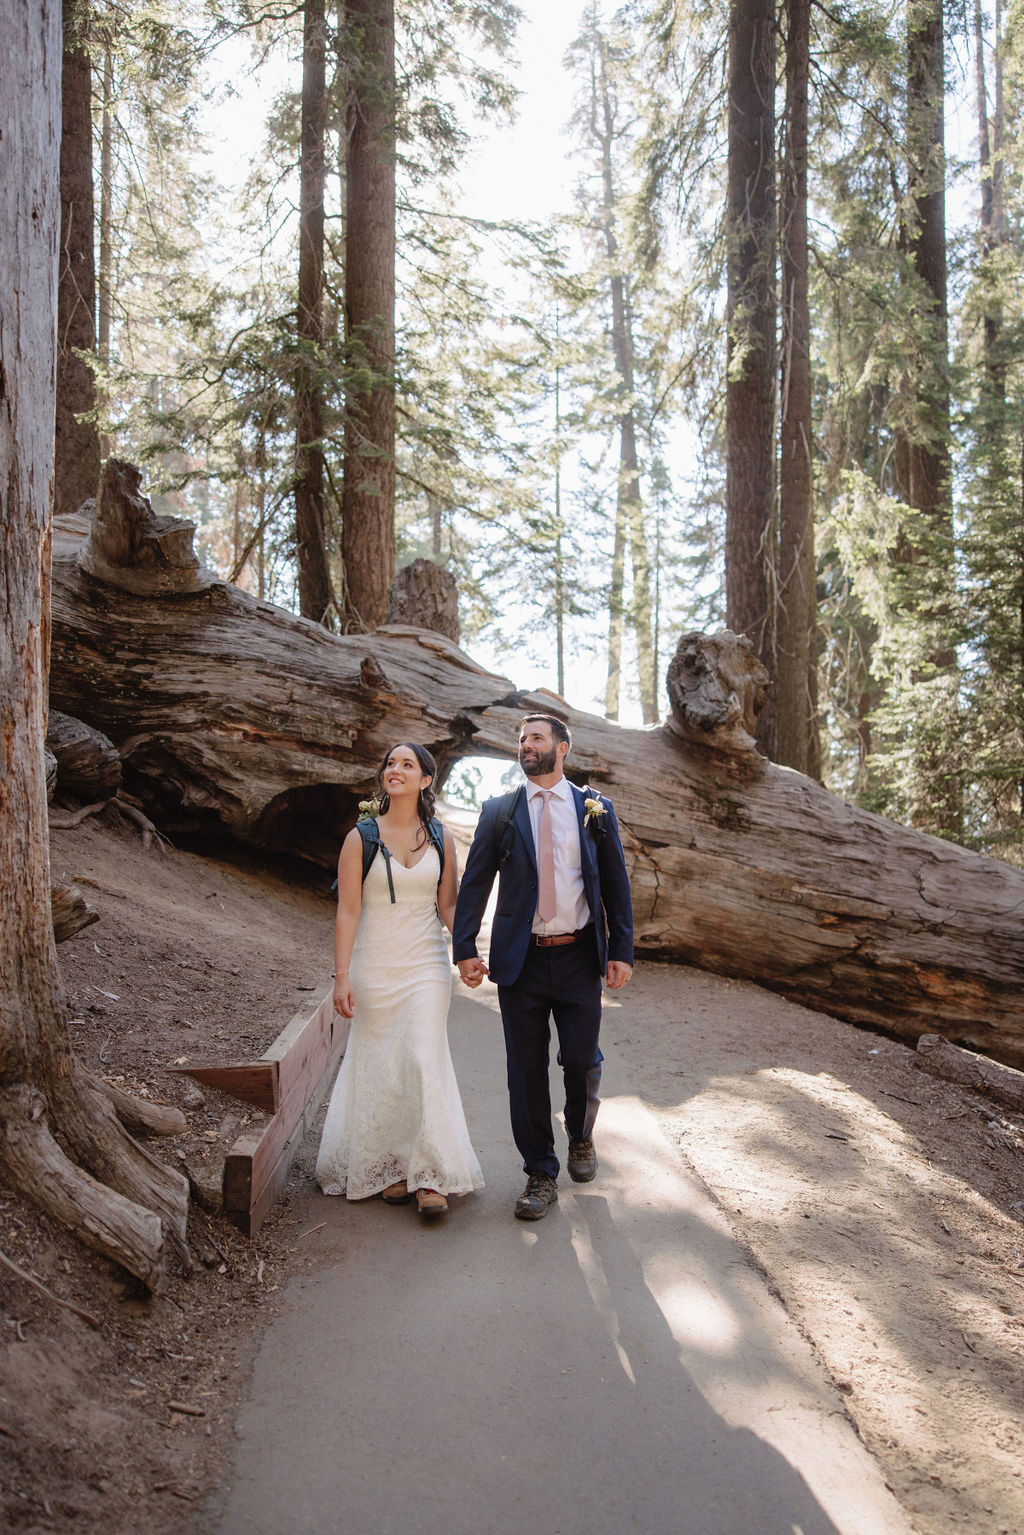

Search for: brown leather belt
xmin=532 ymin=926 xmax=592 ymax=948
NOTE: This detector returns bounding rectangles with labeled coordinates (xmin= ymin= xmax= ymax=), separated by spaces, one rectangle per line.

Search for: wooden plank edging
xmin=221 ymin=988 xmax=348 ymax=1237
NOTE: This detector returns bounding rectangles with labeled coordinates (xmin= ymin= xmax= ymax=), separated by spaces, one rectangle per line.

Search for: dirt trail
xmin=0 ymin=812 xmax=1022 ymax=1533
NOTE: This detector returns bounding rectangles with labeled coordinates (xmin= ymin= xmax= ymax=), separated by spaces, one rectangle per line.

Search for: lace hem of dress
xmin=317 ymin=1154 xmax=482 ymax=1201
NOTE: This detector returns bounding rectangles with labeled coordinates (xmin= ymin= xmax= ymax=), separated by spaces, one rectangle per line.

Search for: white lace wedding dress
xmin=315 ymin=844 xmax=484 ymax=1200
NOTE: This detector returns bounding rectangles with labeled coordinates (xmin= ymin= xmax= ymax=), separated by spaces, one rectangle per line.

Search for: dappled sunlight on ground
xmin=609 ymin=962 xmax=1024 ymax=1535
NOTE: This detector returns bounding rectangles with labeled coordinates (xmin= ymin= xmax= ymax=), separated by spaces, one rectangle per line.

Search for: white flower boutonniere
xmin=357 ymin=798 xmax=382 ymax=821
xmin=583 ymin=796 xmax=606 ymax=831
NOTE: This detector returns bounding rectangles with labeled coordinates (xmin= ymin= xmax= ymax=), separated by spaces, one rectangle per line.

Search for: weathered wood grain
xmin=51 ymin=881 xmax=99 ymax=943
xmin=45 ymin=709 xmax=122 ymax=801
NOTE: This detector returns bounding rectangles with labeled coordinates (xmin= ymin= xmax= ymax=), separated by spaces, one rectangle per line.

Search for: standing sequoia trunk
xmin=341 ymin=0 xmax=396 ymax=629
xmin=591 ymin=32 xmax=657 ymax=725
xmin=55 ymin=0 xmax=101 ymax=520
xmin=726 ymin=0 xmax=777 ymax=759
xmin=294 ymin=0 xmax=335 ymax=626
xmin=900 ymin=0 xmax=962 ymax=839
xmin=0 ymin=6 xmax=187 ymax=1291
xmin=776 ymin=0 xmax=816 ymax=776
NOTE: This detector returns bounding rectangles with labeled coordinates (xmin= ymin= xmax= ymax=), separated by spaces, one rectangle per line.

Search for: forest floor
xmin=1 ymin=809 xmax=1023 ymax=1535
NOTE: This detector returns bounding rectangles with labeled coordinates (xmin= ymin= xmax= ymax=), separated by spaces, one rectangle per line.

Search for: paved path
xmin=208 ymin=984 xmax=916 ymax=1535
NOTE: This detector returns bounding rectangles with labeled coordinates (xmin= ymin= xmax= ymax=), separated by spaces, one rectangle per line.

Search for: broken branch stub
xmin=78 ymin=459 xmax=212 ymax=595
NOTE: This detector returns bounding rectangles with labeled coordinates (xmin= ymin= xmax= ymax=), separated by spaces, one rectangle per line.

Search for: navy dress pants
xmin=497 ymin=928 xmax=603 ymax=1181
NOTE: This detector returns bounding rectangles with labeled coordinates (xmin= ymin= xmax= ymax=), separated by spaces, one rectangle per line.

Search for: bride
xmin=316 ymin=742 xmax=483 ymax=1217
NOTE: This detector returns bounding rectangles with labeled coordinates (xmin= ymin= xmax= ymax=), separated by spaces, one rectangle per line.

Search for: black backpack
xmin=354 ymin=816 xmax=446 ymax=905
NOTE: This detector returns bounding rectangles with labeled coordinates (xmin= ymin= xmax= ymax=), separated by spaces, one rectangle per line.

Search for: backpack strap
xmin=357 ymin=817 xmax=395 ymax=903
xmin=427 ymin=818 xmax=445 ymax=883
xmin=495 ymin=784 xmax=525 ymax=863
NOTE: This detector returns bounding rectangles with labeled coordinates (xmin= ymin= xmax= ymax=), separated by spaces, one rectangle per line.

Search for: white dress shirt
xmin=526 ymin=777 xmax=591 ymax=936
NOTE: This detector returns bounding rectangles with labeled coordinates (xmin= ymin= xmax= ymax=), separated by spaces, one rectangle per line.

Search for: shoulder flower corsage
xmin=583 ymin=794 xmax=606 ymax=831
xmin=357 ymin=798 xmax=382 ymax=821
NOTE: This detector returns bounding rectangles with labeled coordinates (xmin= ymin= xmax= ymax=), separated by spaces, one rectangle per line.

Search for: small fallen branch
xmin=167 ymin=1400 xmax=206 ymax=1417
xmin=0 ymin=1248 xmax=101 ymax=1330
xmin=51 ymin=882 xmax=100 ymax=943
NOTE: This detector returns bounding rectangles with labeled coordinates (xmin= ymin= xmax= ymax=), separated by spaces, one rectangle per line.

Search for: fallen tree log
xmin=48 ymin=487 xmax=1024 ymax=1067
xmin=50 ymin=501 xmax=517 ymax=866
xmin=915 ymin=1034 xmax=1024 ymax=1114
xmin=46 ymin=709 xmax=122 ymax=801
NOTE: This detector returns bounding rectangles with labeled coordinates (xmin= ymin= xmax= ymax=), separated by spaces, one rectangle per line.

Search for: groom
xmin=453 ymin=714 xmax=634 ymax=1220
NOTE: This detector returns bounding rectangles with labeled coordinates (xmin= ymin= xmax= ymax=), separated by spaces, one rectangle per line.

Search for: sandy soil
xmin=2 ymin=809 xmax=1023 ymax=1534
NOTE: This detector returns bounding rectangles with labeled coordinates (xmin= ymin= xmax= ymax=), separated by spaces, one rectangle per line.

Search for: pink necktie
xmin=537 ymin=789 xmax=556 ymax=922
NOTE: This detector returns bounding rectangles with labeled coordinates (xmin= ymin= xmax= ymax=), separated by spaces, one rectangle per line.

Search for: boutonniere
xmin=357 ymin=798 xmax=382 ymax=821
xmin=583 ymin=793 xmax=606 ymax=832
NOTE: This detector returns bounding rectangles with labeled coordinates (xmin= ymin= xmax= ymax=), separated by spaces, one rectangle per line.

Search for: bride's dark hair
xmin=375 ymin=742 xmax=438 ymax=839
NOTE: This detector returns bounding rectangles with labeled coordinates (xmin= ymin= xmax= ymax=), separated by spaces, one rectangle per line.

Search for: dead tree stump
xmin=78 ymin=459 xmax=211 ymax=595
xmin=386 ymin=558 xmax=460 ymax=642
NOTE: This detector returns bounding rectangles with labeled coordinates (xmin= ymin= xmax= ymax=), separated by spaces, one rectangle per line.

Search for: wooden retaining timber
xmin=175 ymin=987 xmax=347 ymax=1237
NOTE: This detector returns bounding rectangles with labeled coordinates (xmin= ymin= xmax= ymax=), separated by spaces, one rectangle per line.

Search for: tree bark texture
xmin=0 ymin=10 xmax=187 ymax=1291
xmin=97 ymin=46 xmax=113 ymax=371
xmin=905 ymin=0 xmax=951 ymax=528
xmin=48 ymin=497 xmax=1024 ymax=1069
xmin=726 ymin=0 xmax=777 ymax=758
xmin=294 ymin=0 xmax=334 ymax=626
xmin=55 ymin=0 xmax=101 ymax=521
xmin=46 ymin=709 xmax=122 ymax=801
xmin=80 ymin=457 xmax=207 ymax=594
xmin=341 ymin=0 xmax=396 ymax=629
xmin=595 ymin=35 xmax=657 ymax=725
xmin=776 ymin=0 xmax=816 ymax=776
xmin=902 ymin=0 xmax=962 ymax=838
xmin=385 ymin=558 xmax=460 ymax=641
xmin=915 ymin=1033 xmax=1024 ymax=1113
xmin=973 ymin=0 xmax=1004 ymax=394
xmin=51 ymin=882 xmax=100 ymax=943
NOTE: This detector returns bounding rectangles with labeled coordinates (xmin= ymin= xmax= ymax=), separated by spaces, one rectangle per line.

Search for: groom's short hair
xmin=519 ymin=713 xmax=572 ymax=749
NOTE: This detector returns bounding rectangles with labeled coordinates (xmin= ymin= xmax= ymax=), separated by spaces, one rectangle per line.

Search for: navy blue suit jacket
xmin=452 ymin=781 xmax=634 ymax=988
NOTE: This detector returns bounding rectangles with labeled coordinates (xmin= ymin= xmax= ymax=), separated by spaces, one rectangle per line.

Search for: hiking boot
xmin=514 ymin=1174 xmax=558 ymax=1221
xmin=567 ymin=1137 xmax=597 ymax=1183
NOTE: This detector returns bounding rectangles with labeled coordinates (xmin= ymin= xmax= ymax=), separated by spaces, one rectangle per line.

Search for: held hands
xmin=457 ymin=956 xmax=489 ymax=989
xmin=333 ymin=975 xmax=355 ymax=1018
xmin=605 ymin=961 xmax=633 ymax=990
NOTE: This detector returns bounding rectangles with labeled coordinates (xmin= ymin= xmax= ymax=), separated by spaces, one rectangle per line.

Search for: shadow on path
xmin=205 ymin=991 xmax=913 ymax=1535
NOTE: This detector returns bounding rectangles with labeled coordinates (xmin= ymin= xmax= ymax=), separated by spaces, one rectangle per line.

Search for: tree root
xmin=54 ymin=1065 xmax=191 ymax=1268
xmin=0 ymin=1086 xmax=168 ymax=1291
xmin=48 ymin=792 xmax=169 ymax=853
xmin=87 ymin=1069 xmax=187 ymax=1137
xmin=48 ymin=799 xmax=111 ymax=830
xmin=110 ymin=795 xmax=168 ymax=853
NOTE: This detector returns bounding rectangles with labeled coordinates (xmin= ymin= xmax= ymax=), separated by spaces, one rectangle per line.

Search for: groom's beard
xmin=519 ymin=745 xmax=558 ymax=777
